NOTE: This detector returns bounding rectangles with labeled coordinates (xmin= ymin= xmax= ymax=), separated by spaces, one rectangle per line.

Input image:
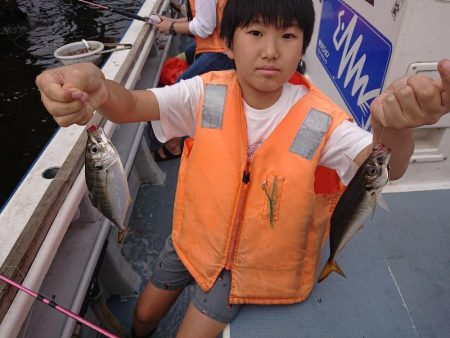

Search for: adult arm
xmin=156 ymin=0 xmax=217 ymax=37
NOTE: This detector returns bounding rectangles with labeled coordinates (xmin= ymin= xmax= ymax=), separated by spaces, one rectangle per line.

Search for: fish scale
xmin=85 ymin=125 xmax=131 ymax=242
xmin=318 ymin=144 xmax=391 ymax=283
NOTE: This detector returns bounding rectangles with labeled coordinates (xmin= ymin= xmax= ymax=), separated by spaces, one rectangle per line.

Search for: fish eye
xmin=90 ymin=146 xmax=98 ymax=153
xmin=366 ymin=165 xmax=377 ymax=176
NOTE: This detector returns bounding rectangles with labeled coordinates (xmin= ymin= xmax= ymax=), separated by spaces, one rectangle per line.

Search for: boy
xmin=36 ymin=1 xmax=450 ymax=337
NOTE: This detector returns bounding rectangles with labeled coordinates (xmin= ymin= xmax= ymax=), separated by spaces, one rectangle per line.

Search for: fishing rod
xmin=77 ymin=0 xmax=148 ymax=22
xmin=0 ymin=273 xmax=119 ymax=338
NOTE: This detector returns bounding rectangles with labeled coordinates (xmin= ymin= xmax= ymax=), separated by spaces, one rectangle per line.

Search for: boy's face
xmin=225 ymin=21 xmax=304 ymax=109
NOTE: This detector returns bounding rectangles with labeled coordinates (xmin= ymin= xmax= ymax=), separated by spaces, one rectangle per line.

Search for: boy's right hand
xmin=35 ymin=63 xmax=109 ymax=127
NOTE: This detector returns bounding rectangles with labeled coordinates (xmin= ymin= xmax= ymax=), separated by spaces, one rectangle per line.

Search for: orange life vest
xmin=189 ymin=0 xmax=226 ymax=54
xmin=172 ymin=70 xmax=352 ymax=304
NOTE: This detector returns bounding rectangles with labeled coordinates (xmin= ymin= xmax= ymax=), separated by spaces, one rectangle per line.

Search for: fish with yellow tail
xmin=85 ymin=125 xmax=132 ymax=243
xmin=318 ymin=144 xmax=391 ymax=283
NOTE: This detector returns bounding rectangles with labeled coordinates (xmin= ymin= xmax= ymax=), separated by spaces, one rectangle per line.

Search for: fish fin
xmin=370 ymin=192 xmax=390 ymax=219
xmin=336 ymin=223 xmax=364 ymax=256
xmin=118 ymin=229 xmax=126 ymax=243
xmin=376 ymin=192 xmax=390 ymax=212
xmin=117 ymin=228 xmax=142 ymax=243
xmin=370 ymin=192 xmax=378 ymax=218
xmin=88 ymin=191 xmax=98 ymax=208
xmin=318 ymin=259 xmax=347 ymax=283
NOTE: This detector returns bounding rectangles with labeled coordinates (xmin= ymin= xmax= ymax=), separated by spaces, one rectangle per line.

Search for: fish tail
xmin=118 ymin=229 xmax=126 ymax=243
xmin=117 ymin=228 xmax=142 ymax=243
xmin=318 ymin=259 xmax=346 ymax=283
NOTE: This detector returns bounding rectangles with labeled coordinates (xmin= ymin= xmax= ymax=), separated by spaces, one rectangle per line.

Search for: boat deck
xmin=109 ymin=155 xmax=450 ymax=338
xmin=230 ymin=188 xmax=450 ymax=338
xmin=109 ymin=159 xmax=188 ymax=338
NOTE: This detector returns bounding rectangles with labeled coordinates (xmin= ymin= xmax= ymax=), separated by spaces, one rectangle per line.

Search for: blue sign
xmin=316 ymin=0 xmax=392 ymax=130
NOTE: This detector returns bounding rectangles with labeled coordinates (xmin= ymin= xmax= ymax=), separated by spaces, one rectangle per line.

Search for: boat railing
xmin=0 ymin=0 xmax=170 ymax=334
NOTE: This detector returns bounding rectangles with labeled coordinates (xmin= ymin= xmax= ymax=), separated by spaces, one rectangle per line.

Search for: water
xmin=0 ymin=0 xmax=145 ymax=208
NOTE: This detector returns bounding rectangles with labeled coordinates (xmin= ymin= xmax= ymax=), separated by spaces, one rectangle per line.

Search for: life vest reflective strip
xmin=172 ymin=70 xmax=351 ymax=304
xmin=189 ymin=0 xmax=226 ymax=54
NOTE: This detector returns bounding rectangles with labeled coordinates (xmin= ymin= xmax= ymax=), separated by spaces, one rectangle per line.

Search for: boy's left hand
xmin=370 ymin=58 xmax=450 ymax=130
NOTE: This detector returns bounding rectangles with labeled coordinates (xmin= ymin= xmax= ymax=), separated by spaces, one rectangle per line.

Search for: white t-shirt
xmin=188 ymin=0 xmax=217 ymax=38
xmin=150 ymin=76 xmax=372 ymax=185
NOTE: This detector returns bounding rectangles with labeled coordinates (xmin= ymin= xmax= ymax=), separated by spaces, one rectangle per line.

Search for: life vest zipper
xmin=225 ymin=163 xmax=250 ymax=270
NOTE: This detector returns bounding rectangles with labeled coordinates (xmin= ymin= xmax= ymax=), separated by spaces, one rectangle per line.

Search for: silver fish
xmin=85 ymin=125 xmax=131 ymax=242
xmin=318 ymin=144 xmax=391 ymax=283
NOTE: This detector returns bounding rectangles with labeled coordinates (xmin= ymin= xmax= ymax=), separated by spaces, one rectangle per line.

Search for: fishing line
xmin=379 ymin=126 xmax=385 ymax=145
xmin=76 ymin=0 xmax=149 ymax=22
xmin=12 ymin=31 xmax=29 ymax=51
xmin=0 ymin=274 xmax=119 ymax=338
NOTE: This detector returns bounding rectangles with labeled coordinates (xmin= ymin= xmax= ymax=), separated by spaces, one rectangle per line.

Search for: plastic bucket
xmin=54 ymin=40 xmax=104 ymax=66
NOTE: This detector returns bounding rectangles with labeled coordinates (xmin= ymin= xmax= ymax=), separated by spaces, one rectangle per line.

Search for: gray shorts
xmin=150 ymin=235 xmax=241 ymax=323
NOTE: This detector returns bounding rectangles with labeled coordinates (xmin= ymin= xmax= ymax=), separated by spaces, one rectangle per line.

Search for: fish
xmin=85 ymin=125 xmax=132 ymax=242
xmin=318 ymin=144 xmax=391 ymax=283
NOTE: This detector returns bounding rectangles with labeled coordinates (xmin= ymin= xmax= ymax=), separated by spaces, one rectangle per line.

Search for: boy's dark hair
xmin=220 ymin=0 xmax=315 ymax=54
